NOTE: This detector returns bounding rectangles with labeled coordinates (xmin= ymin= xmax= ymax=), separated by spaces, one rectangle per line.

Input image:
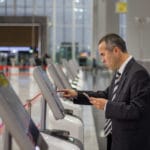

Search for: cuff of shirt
xmin=104 ymin=101 xmax=108 ymax=112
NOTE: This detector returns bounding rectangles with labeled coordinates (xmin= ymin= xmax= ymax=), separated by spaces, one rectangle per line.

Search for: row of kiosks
xmin=32 ymin=58 xmax=84 ymax=149
xmin=0 ymin=69 xmax=83 ymax=149
xmin=47 ymin=62 xmax=83 ymax=118
xmin=45 ymin=58 xmax=83 ymax=120
xmin=61 ymin=59 xmax=83 ymax=89
xmin=33 ymin=66 xmax=84 ymax=149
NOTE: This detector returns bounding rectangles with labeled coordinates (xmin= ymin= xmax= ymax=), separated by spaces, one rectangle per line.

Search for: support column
xmin=92 ymin=0 xmax=119 ymax=57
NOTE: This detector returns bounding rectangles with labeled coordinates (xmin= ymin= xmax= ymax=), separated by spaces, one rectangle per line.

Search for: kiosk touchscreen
xmin=62 ymin=59 xmax=75 ymax=80
xmin=33 ymin=66 xmax=65 ymax=120
xmin=54 ymin=64 xmax=72 ymax=89
xmin=47 ymin=63 xmax=71 ymax=89
xmin=0 ymin=72 xmax=48 ymax=150
xmin=48 ymin=63 xmax=83 ymax=119
xmin=47 ymin=63 xmax=65 ymax=89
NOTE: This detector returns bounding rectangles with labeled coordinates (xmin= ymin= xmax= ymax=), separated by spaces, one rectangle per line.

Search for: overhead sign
xmin=116 ymin=2 xmax=127 ymax=13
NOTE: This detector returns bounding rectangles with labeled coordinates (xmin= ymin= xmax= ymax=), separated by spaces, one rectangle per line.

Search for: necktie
xmin=104 ymin=72 xmax=121 ymax=136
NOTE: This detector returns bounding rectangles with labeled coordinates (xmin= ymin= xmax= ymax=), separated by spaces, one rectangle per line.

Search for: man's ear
xmin=113 ymin=47 xmax=120 ymax=54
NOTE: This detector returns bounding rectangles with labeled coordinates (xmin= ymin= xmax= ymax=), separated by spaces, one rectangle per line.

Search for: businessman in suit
xmin=58 ymin=33 xmax=150 ymax=150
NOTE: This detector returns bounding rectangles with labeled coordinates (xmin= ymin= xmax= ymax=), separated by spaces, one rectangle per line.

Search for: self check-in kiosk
xmin=47 ymin=63 xmax=68 ymax=90
xmin=47 ymin=63 xmax=83 ymax=119
xmin=0 ymin=72 xmax=83 ymax=150
xmin=61 ymin=59 xmax=75 ymax=81
xmin=33 ymin=67 xmax=84 ymax=146
xmin=68 ymin=59 xmax=79 ymax=78
xmin=0 ymin=72 xmax=48 ymax=150
xmin=50 ymin=63 xmax=72 ymax=89
xmin=61 ymin=59 xmax=82 ymax=89
xmin=45 ymin=58 xmax=71 ymax=89
xmin=69 ymin=59 xmax=80 ymax=75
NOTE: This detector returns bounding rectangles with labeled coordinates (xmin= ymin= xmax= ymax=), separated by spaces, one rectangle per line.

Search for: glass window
xmin=46 ymin=8 xmax=53 ymax=18
xmin=7 ymin=7 xmax=15 ymax=15
xmin=6 ymin=0 xmax=14 ymax=7
xmin=26 ymin=0 xmax=32 ymax=6
xmin=0 ymin=7 xmax=5 ymax=15
xmin=16 ymin=0 xmax=25 ymax=6
xmin=63 ymin=27 xmax=72 ymax=42
xmin=75 ymin=0 xmax=84 ymax=8
xmin=83 ymin=8 xmax=92 ymax=24
xmin=1 ymin=0 xmax=93 ymax=60
xmin=36 ymin=1 xmax=44 ymax=7
xmin=64 ymin=8 xmax=72 ymax=25
xmin=35 ymin=7 xmax=44 ymax=16
xmin=64 ymin=0 xmax=72 ymax=8
xmin=56 ymin=7 xmax=64 ymax=25
xmin=16 ymin=7 xmax=26 ymax=16
xmin=76 ymin=26 xmax=83 ymax=49
xmin=0 ymin=0 xmax=5 ymax=7
xmin=75 ymin=9 xmax=84 ymax=25
xmin=25 ymin=7 xmax=33 ymax=15
xmin=46 ymin=0 xmax=53 ymax=8
xmin=56 ymin=0 xmax=63 ymax=8
xmin=56 ymin=27 xmax=63 ymax=47
xmin=84 ymin=27 xmax=92 ymax=48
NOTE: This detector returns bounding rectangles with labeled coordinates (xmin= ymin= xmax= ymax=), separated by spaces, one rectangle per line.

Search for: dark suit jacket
xmin=73 ymin=58 xmax=150 ymax=150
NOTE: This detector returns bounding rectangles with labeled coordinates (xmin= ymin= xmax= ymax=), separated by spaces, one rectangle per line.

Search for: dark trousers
xmin=107 ymin=134 xmax=112 ymax=150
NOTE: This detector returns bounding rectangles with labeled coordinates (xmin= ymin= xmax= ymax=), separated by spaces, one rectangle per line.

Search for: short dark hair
xmin=98 ymin=33 xmax=127 ymax=53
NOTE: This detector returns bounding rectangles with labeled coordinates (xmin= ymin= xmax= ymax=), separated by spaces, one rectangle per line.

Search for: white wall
xmin=126 ymin=0 xmax=150 ymax=59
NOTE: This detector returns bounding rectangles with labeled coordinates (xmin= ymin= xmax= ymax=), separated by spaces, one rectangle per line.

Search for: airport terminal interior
xmin=0 ymin=0 xmax=150 ymax=150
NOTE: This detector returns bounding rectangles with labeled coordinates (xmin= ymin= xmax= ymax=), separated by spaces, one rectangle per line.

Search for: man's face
xmin=98 ymin=41 xmax=119 ymax=71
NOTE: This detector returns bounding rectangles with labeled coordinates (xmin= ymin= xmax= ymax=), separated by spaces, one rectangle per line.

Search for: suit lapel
xmin=115 ymin=74 xmax=127 ymax=99
xmin=114 ymin=58 xmax=135 ymax=101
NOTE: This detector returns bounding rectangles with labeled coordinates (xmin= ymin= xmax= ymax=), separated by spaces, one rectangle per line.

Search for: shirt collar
xmin=118 ymin=55 xmax=132 ymax=75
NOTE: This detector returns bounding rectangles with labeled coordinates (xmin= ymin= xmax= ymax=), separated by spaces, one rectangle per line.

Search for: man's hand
xmin=89 ymin=97 xmax=107 ymax=110
xmin=57 ymin=89 xmax=77 ymax=99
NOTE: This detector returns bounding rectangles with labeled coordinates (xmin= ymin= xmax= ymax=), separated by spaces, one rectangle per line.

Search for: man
xmin=58 ymin=33 xmax=150 ymax=150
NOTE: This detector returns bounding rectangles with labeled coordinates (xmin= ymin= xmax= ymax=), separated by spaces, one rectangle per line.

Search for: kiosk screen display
xmin=47 ymin=64 xmax=71 ymax=89
xmin=54 ymin=64 xmax=72 ymax=89
xmin=47 ymin=64 xmax=65 ymax=89
xmin=33 ymin=66 xmax=65 ymax=120
xmin=0 ymin=72 xmax=48 ymax=150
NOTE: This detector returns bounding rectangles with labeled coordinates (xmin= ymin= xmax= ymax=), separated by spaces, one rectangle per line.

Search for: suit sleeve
xmin=73 ymin=87 xmax=109 ymax=105
xmin=105 ymin=70 xmax=150 ymax=120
